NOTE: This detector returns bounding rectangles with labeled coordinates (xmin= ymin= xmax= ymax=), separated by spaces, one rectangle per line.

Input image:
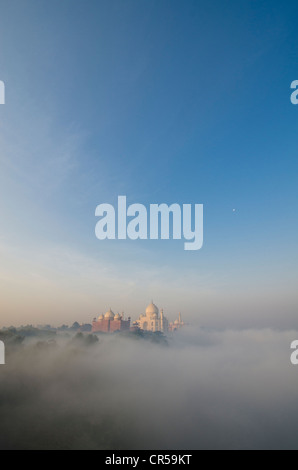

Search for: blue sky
xmin=0 ymin=0 xmax=297 ymax=327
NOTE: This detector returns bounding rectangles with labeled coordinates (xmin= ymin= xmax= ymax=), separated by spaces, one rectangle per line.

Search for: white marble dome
xmin=146 ymin=302 xmax=159 ymax=316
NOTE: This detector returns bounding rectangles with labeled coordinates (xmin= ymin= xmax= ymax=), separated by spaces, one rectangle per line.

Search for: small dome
xmin=104 ymin=308 xmax=115 ymax=319
xmin=152 ymin=313 xmax=157 ymax=319
xmin=98 ymin=314 xmax=104 ymax=321
xmin=114 ymin=313 xmax=121 ymax=320
xmin=174 ymin=319 xmax=179 ymax=324
xmin=146 ymin=302 xmax=159 ymax=316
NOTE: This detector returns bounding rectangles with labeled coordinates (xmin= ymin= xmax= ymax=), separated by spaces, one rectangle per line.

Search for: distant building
xmin=92 ymin=308 xmax=130 ymax=333
xmin=92 ymin=303 xmax=185 ymax=334
xmin=168 ymin=312 xmax=184 ymax=332
xmin=135 ymin=302 xmax=169 ymax=333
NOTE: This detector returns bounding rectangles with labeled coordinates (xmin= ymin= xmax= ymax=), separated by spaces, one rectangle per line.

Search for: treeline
xmin=0 ymin=324 xmax=168 ymax=352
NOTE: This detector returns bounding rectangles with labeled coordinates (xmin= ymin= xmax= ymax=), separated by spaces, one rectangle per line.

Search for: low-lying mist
xmin=0 ymin=326 xmax=297 ymax=449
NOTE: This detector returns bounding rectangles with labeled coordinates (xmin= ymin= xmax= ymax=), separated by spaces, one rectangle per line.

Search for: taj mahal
xmin=135 ymin=302 xmax=168 ymax=332
xmin=92 ymin=301 xmax=184 ymax=334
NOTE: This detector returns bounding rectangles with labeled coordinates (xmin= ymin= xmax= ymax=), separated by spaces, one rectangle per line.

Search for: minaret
xmin=178 ymin=312 xmax=182 ymax=324
xmin=160 ymin=308 xmax=164 ymax=332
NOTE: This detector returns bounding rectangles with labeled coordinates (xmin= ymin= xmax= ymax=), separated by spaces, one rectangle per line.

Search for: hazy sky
xmin=0 ymin=0 xmax=297 ymax=327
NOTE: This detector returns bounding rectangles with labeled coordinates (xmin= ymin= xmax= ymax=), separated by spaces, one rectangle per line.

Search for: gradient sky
xmin=0 ymin=0 xmax=297 ymax=327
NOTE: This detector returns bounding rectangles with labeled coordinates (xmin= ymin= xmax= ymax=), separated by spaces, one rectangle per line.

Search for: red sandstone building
xmin=92 ymin=308 xmax=130 ymax=333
